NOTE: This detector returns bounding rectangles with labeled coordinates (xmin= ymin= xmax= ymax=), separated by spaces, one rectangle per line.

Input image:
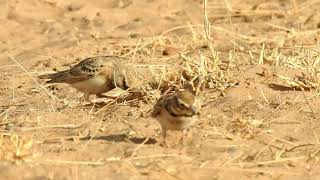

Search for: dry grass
xmin=0 ymin=134 xmax=34 ymax=162
xmin=1 ymin=0 xmax=320 ymax=179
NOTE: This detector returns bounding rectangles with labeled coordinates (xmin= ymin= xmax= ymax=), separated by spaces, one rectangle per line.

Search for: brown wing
xmin=151 ymin=94 xmax=174 ymax=117
xmin=151 ymin=96 xmax=164 ymax=117
xmin=38 ymin=56 xmax=115 ymax=84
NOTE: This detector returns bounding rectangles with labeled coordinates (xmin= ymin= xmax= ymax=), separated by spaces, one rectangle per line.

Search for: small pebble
xmin=163 ymin=46 xmax=179 ymax=56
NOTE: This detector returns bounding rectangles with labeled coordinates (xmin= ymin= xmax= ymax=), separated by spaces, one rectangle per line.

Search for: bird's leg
xmin=180 ymin=129 xmax=188 ymax=146
xmin=81 ymin=93 xmax=94 ymax=105
xmin=84 ymin=92 xmax=91 ymax=102
xmin=160 ymin=128 xmax=168 ymax=147
xmin=163 ymin=129 xmax=167 ymax=144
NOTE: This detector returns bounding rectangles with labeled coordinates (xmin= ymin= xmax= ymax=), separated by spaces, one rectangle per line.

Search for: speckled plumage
xmin=152 ymin=90 xmax=200 ymax=144
xmin=38 ymin=56 xmax=130 ymax=101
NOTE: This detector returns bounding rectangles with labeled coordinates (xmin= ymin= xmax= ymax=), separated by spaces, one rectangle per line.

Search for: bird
xmin=151 ymin=90 xmax=200 ymax=145
xmin=38 ymin=55 xmax=130 ymax=102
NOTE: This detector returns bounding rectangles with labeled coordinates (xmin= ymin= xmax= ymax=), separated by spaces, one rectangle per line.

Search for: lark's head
xmin=113 ymin=74 xmax=129 ymax=90
xmin=171 ymin=90 xmax=199 ymax=117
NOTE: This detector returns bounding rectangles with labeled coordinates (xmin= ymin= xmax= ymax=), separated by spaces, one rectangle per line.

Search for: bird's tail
xmin=38 ymin=71 xmax=70 ymax=83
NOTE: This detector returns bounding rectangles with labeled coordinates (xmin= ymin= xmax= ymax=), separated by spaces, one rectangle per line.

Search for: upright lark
xmin=39 ymin=56 xmax=130 ymax=101
xmin=151 ymin=90 xmax=200 ymax=145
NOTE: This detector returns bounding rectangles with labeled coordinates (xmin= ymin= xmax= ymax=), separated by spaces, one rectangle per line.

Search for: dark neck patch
xmin=164 ymin=100 xmax=194 ymax=117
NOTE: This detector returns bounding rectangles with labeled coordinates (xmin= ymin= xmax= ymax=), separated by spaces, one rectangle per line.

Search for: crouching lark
xmin=151 ymin=90 xmax=200 ymax=145
xmin=38 ymin=56 xmax=130 ymax=101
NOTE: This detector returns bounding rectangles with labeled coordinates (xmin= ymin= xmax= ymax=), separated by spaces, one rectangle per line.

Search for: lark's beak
xmin=190 ymin=105 xmax=198 ymax=115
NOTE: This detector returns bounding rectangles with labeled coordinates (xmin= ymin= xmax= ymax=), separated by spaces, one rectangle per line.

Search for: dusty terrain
xmin=1 ymin=0 xmax=320 ymax=179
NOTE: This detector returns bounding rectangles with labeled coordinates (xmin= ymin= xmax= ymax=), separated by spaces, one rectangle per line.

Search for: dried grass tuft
xmin=226 ymin=117 xmax=261 ymax=139
xmin=0 ymin=134 xmax=34 ymax=162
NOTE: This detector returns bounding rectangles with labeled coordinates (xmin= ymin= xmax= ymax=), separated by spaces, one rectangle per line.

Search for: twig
xmin=223 ymin=0 xmax=234 ymax=29
xmin=0 ymin=104 xmax=27 ymax=107
xmin=221 ymin=153 xmax=244 ymax=167
xmin=36 ymin=135 xmax=86 ymax=144
xmin=197 ymin=166 xmax=303 ymax=175
xmin=37 ymin=153 xmax=192 ymax=166
xmin=301 ymin=90 xmax=316 ymax=118
xmin=263 ymin=132 xmax=298 ymax=146
xmin=259 ymin=99 xmax=288 ymax=126
xmin=203 ymin=0 xmax=216 ymax=60
xmin=6 ymin=52 xmax=55 ymax=100
xmin=94 ymin=88 xmax=132 ymax=115
xmin=159 ymin=25 xmax=203 ymax=37
xmin=80 ymin=111 xmax=105 ymax=151
xmin=21 ymin=124 xmax=84 ymax=131
xmin=131 ymin=38 xmax=141 ymax=64
xmin=40 ymin=159 xmax=114 ymax=166
xmin=230 ymin=156 xmax=306 ymax=166
xmin=286 ymin=143 xmax=315 ymax=152
xmin=127 ymin=154 xmax=193 ymax=161
xmin=122 ymin=39 xmax=156 ymax=57
xmin=130 ymin=137 xmax=149 ymax=157
xmin=314 ymin=130 xmax=320 ymax=144
xmin=0 ymin=120 xmax=18 ymax=126
xmin=257 ymin=87 xmax=269 ymax=104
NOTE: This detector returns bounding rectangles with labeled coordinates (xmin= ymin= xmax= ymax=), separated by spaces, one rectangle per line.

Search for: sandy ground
xmin=1 ymin=0 xmax=320 ymax=179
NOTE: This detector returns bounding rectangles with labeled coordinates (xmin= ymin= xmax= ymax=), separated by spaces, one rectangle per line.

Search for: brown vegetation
xmin=1 ymin=0 xmax=320 ymax=179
